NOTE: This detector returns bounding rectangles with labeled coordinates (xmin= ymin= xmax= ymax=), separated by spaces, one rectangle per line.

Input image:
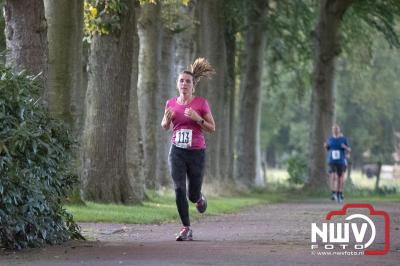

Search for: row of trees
xmin=2 ymin=0 xmax=400 ymax=204
xmin=260 ymin=1 xmax=400 ymax=177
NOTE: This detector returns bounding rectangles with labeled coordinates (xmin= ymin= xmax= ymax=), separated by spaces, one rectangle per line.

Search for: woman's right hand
xmin=161 ymin=107 xmax=173 ymax=130
xmin=164 ymin=107 xmax=173 ymax=122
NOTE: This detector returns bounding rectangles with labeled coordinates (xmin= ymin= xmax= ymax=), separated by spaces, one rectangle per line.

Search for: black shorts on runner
xmin=329 ymin=164 xmax=346 ymax=176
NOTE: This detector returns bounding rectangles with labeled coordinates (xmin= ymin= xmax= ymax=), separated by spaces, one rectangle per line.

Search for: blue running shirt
xmin=326 ymin=136 xmax=348 ymax=165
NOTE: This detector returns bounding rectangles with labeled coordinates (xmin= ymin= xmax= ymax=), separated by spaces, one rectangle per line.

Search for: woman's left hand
xmin=184 ymin=107 xmax=201 ymax=121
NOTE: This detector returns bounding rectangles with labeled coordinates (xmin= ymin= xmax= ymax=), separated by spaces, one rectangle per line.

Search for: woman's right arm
xmin=324 ymin=141 xmax=329 ymax=150
xmin=161 ymin=107 xmax=173 ymax=131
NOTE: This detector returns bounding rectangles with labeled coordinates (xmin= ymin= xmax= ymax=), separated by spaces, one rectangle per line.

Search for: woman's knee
xmin=175 ymin=187 xmax=186 ymax=199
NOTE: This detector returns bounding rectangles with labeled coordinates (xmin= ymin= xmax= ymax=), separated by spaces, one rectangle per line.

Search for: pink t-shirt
xmin=166 ymin=96 xmax=211 ymax=149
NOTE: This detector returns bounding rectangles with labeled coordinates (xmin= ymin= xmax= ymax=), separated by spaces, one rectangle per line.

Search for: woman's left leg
xmin=186 ymin=149 xmax=206 ymax=212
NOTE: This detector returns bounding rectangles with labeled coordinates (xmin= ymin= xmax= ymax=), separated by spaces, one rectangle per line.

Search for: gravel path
xmin=1 ymin=201 xmax=399 ymax=266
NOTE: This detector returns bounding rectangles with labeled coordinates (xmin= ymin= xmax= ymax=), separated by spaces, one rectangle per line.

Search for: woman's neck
xmin=178 ymin=95 xmax=193 ymax=104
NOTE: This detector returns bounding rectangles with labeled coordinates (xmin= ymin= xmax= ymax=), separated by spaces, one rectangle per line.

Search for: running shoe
xmin=176 ymin=226 xmax=193 ymax=241
xmin=339 ymin=193 xmax=344 ymax=202
xmin=337 ymin=196 xmax=343 ymax=204
xmin=195 ymin=194 xmax=207 ymax=213
xmin=331 ymin=192 xmax=337 ymax=202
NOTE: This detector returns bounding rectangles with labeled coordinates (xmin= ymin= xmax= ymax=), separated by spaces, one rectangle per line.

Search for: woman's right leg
xmin=169 ymin=146 xmax=190 ymax=227
xmin=329 ymin=165 xmax=338 ymax=201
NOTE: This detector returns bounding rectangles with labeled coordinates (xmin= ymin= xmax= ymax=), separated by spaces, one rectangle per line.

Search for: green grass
xmin=66 ymin=190 xmax=286 ymax=224
xmin=66 ymin=168 xmax=400 ymax=224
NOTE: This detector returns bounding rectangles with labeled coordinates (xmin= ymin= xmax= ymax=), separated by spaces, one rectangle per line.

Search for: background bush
xmin=0 ymin=67 xmax=82 ymax=249
xmin=286 ymin=153 xmax=307 ymax=185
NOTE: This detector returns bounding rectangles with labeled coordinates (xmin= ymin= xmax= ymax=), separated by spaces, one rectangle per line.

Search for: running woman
xmin=161 ymin=58 xmax=216 ymax=241
xmin=324 ymin=124 xmax=351 ymax=203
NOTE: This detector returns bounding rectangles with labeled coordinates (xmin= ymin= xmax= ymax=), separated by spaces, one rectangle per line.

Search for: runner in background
xmin=161 ymin=58 xmax=216 ymax=241
xmin=324 ymin=124 xmax=351 ymax=203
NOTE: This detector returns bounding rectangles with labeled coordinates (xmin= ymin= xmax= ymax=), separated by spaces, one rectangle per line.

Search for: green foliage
xmin=260 ymin=0 xmax=316 ymax=156
xmin=0 ymin=67 xmax=82 ymax=250
xmin=350 ymin=0 xmax=400 ymax=48
xmin=159 ymin=0 xmax=194 ymax=33
xmin=336 ymin=37 xmax=400 ymax=165
xmin=84 ymin=0 xmax=127 ymax=42
xmin=286 ymin=154 xmax=307 ymax=185
xmin=261 ymin=0 xmax=400 ymax=167
xmin=223 ymin=0 xmax=248 ymax=36
xmin=266 ymin=0 xmax=315 ymax=94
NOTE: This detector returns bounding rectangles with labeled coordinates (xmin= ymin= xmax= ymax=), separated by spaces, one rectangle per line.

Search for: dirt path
xmin=1 ymin=201 xmax=399 ymax=266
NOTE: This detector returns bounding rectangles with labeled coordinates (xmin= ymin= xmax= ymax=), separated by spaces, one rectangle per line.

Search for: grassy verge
xmin=66 ymin=168 xmax=400 ymax=225
xmin=286 ymin=187 xmax=400 ymax=203
xmin=66 ymin=190 xmax=286 ymax=224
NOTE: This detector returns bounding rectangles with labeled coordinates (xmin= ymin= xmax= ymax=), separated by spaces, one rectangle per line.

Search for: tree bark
xmin=174 ymin=1 xmax=197 ymax=73
xmin=44 ymin=0 xmax=85 ymax=204
xmin=196 ymin=0 xmax=228 ymax=183
xmin=82 ymin=0 xmax=137 ymax=203
xmin=137 ymin=2 xmax=161 ymax=189
xmin=225 ymin=28 xmax=236 ymax=183
xmin=4 ymin=0 xmax=48 ymax=90
xmin=44 ymin=0 xmax=84 ymax=133
xmin=235 ymin=0 xmax=268 ymax=187
xmin=156 ymin=26 xmax=175 ymax=188
xmin=305 ymin=0 xmax=354 ymax=191
xmin=127 ymin=3 xmax=145 ymax=203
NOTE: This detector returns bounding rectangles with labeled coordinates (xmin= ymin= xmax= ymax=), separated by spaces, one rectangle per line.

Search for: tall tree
xmin=196 ymin=0 xmax=229 ymax=184
xmin=174 ymin=0 xmax=197 ymax=73
xmin=127 ymin=3 xmax=145 ymax=203
xmin=235 ymin=0 xmax=268 ymax=187
xmin=4 ymin=0 xmax=48 ymax=90
xmin=137 ymin=1 xmax=161 ymax=189
xmin=305 ymin=0 xmax=354 ymax=191
xmin=82 ymin=0 xmax=137 ymax=203
xmin=44 ymin=0 xmax=85 ymax=204
xmin=156 ymin=18 xmax=175 ymax=188
xmin=44 ymin=0 xmax=85 ymax=133
xmin=223 ymin=0 xmax=242 ymax=182
xmin=156 ymin=0 xmax=199 ymax=187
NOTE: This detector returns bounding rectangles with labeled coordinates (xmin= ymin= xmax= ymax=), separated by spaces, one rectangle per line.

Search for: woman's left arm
xmin=184 ymin=107 xmax=216 ymax=133
xmin=199 ymin=112 xmax=215 ymax=133
xmin=341 ymin=141 xmax=351 ymax=152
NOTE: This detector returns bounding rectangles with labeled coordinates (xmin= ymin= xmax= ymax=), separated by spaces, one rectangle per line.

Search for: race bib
xmin=331 ymin=150 xmax=341 ymax=160
xmin=175 ymin=129 xmax=192 ymax=149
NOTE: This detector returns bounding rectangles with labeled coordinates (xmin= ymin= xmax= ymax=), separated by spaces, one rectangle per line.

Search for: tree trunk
xmin=235 ymin=0 xmax=268 ymax=187
xmin=174 ymin=1 xmax=197 ymax=73
xmin=196 ymin=0 xmax=228 ymax=183
xmin=137 ymin=2 xmax=161 ymax=189
xmin=225 ymin=29 xmax=236 ymax=182
xmin=127 ymin=4 xmax=145 ymax=203
xmin=4 ymin=0 xmax=48 ymax=90
xmin=44 ymin=0 xmax=84 ymax=133
xmin=44 ymin=0 xmax=85 ymax=204
xmin=82 ymin=0 xmax=136 ymax=203
xmin=156 ymin=26 xmax=175 ymax=188
xmin=305 ymin=0 xmax=354 ymax=191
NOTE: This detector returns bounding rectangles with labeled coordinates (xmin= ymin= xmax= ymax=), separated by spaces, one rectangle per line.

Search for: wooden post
xmin=375 ymin=162 xmax=382 ymax=192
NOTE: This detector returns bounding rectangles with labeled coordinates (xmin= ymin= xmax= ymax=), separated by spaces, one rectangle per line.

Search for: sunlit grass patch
xmin=66 ymin=190 xmax=286 ymax=224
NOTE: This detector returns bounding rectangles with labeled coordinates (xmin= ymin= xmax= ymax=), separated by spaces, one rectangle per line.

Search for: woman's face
xmin=332 ymin=125 xmax=341 ymax=136
xmin=177 ymin=73 xmax=194 ymax=96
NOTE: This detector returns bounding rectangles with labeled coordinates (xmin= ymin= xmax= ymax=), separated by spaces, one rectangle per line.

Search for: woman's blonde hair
xmin=183 ymin=58 xmax=215 ymax=87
